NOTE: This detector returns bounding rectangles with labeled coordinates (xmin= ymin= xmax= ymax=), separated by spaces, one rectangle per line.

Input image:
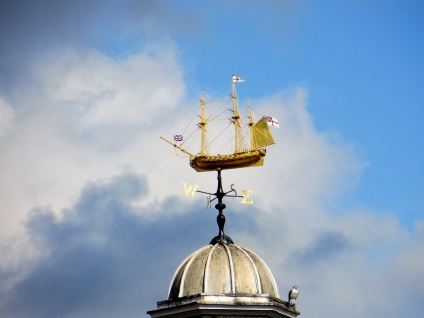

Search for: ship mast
xmin=231 ymin=81 xmax=241 ymax=153
xmin=248 ymin=99 xmax=254 ymax=150
xmin=198 ymin=90 xmax=208 ymax=156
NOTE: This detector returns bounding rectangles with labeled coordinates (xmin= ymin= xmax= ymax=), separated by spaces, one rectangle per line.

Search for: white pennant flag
xmin=232 ymin=75 xmax=245 ymax=83
xmin=265 ymin=116 xmax=280 ymax=128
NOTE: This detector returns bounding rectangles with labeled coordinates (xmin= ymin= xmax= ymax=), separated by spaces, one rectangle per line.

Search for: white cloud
xmin=39 ymin=44 xmax=184 ymax=128
xmin=0 ymin=43 xmax=186 ymax=239
xmin=0 ymin=97 xmax=14 ymax=138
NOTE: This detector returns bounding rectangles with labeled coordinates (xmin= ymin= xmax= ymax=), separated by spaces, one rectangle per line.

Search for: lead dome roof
xmin=167 ymin=242 xmax=280 ymax=300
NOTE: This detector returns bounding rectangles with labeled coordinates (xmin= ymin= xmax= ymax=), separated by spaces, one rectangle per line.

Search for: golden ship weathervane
xmin=160 ymin=75 xmax=279 ymax=244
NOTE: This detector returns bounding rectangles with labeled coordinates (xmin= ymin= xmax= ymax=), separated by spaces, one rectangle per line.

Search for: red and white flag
xmin=232 ymin=75 xmax=245 ymax=83
xmin=265 ymin=116 xmax=280 ymax=128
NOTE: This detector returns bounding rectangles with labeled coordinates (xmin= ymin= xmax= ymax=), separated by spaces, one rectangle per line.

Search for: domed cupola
xmin=168 ymin=243 xmax=280 ymax=300
xmin=148 ymin=170 xmax=300 ymax=318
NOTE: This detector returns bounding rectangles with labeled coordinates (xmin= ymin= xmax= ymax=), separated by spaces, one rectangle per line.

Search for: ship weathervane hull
xmin=190 ymin=149 xmax=266 ymax=172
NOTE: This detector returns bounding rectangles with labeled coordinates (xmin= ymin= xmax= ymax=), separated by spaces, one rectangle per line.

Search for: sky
xmin=0 ymin=0 xmax=423 ymax=317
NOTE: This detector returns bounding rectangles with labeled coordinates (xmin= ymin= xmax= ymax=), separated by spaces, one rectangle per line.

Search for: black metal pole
xmin=210 ymin=169 xmax=234 ymax=245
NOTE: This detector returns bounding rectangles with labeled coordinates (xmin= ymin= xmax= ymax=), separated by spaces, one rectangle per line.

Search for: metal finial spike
xmin=209 ymin=169 xmax=234 ymax=245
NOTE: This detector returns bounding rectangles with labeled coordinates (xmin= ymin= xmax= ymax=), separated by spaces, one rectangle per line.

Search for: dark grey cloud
xmin=0 ymin=0 xmax=99 ymax=94
xmin=0 ymin=0 xmax=199 ymax=96
xmin=292 ymin=231 xmax=351 ymax=266
xmin=0 ymin=1 xmax=100 ymax=51
xmin=0 ymin=170 xmax=258 ymax=318
xmin=0 ymin=0 xmax=186 ymax=54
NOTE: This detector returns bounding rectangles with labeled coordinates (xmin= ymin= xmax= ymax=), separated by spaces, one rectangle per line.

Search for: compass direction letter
xmin=183 ymin=183 xmax=199 ymax=197
xmin=241 ymin=190 xmax=253 ymax=204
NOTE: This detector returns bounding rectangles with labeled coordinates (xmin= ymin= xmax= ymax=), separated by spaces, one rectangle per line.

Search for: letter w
xmin=183 ymin=183 xmax=199 ymax=197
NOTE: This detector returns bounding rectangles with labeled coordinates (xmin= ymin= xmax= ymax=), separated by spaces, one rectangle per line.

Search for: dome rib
xmin=238 ymin=246 xmax=262 ymax=294
xmin=243 ymin=247 xmax=280 ymax=298
xmin=223 ymin=243 xmax=236 ymax=294
xmin=203 ymin=243 xmax=217 ymax=293
xmin=179 ymin=249 xmax=198 ymax=297
xmin=167 ymin=246 xmax=209 ymax=299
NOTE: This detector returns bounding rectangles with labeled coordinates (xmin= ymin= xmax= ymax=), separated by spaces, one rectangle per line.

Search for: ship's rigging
xmin=160 ymin=76 xmax=278 ymax=172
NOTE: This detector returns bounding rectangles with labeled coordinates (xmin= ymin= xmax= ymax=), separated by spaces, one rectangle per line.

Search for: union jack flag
xmin=174 ymin=134 xmax=183 ymax=142
xmin=265 ymin=116 xmax=280 ymax=128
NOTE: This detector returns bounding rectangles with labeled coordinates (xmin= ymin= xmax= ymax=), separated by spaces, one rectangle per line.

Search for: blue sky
xmin=0 ymin=1 xmax=423 ymax=318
